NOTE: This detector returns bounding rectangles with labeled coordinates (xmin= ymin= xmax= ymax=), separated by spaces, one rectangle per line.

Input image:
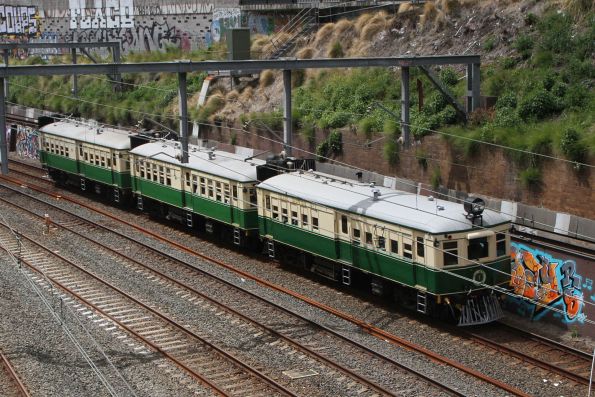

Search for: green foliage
xmin=358 ymin=117 xmax=375 ymax=138
xmin=496 ymin=92 xmax=517 ymax=110
xmin=317 ymin=130 xmax=343 ymax=160
xmin=517 ymin=89 xmax=560 ymax=121
xmin=560 ymin=128 xmax=587 ymax=164
xmin=519 ymin=167 xmax=542 ymax=190
xmin=501 ymin=57 xmax=518 ymax=70
xmin=230 ymin=132 xmax=237 ymax=145
xmin=329 ymin=41 xmax=344 ymax=58
xmin=383 ymin=139 xmax=399 ymax=166
xmin=439 ymin=67 xmax=458 ymax=87
xmin=424 ymin=92 xmax=448 ymax=115
xmin=300 ymin=122 xmax=316 ymax=145
xmin=524 ymin=13 xmax=538 ymax=26
xmin=483 ymin=36 xmax=496 ymax=52
xmin=430 ymin=167 xmax=442 ymax=190
xmin=383 ymin=119 xmax=399 ymax=136
xmin=513 ymin=34 xmax=534 ymax=59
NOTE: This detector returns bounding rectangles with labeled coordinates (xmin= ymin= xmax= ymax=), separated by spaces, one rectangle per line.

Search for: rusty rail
xmin=0 ymin=349 xmax=31 ymax=397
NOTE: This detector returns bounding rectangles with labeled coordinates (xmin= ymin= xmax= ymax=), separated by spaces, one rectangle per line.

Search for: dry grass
xmin=239 ymin=86 xmax=254 ymax=103
xmin=226 ymin=90 xmax=239 ymax=102
xmin=296 ymin=47 xmax=314 ymax=59
xmin=562 ymin=0 xmax=594 ymax=18
xmin=361 ymin=21 xmax=385 ymax=41
xmin=436 ymin=0 xmax=461 ymax=15
xmin=259 ymin=70 xmax=275 ymax=88
xmin=334 ymin=19 xmax=354 ymax=35
xmin=314 ymin=23 xmax=335 ymax=46
xmin=398 ymin=3 xmax=414 ymax=13
xmin=354 ymin=13 xmax=374 ymax=33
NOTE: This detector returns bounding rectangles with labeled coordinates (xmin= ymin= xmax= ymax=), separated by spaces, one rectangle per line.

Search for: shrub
xmin=328 ymin=130 xmax=343 ymax=154
xmin=517 ymin=89 xmax=560 ymax=120
xmin=259 ymin=70 xmax=275 ymax=87
xmin=483 ymin=36 xmax=496 ymax=52
xmin=300 ymin=122 xmax=316 ymax=145
xmin=316 ymin=141 xmax=330 ymax=160
xmin=496 ymin=92 xmax=517 ymax=109
xmin=328 ymin=41 xmax=344 ymax=58
xmin=430 ymin=167 xmax=442 ymax=190
xmin=383 ymin=140 xmax=399 ymax=166
xmin=493 ymin=107 xmax=522 ymax=128
xmin=424 ymin=92 xmax=448 ymax=114
xmin=513 ymin=34 xmax=534 ymax=59
xmin=439 ymin=67 xmax=458 ymax=87
xmin=560 ymin=128 xmax=587 ymax=163
xmin=519 ymin=167 xmax=542 ymax=190
xmin=383 ymin=119 xmax=399 ymax=136
xmin=524 ymin=13 xmax=538 ymax=26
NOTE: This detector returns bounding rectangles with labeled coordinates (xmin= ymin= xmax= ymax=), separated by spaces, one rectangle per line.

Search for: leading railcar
xmin=37 ymin=119 xmax=512 ymax=325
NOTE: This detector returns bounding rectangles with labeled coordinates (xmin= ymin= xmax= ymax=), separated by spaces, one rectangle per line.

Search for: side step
xmin=417 ymin=290 xmax=427 ymax=314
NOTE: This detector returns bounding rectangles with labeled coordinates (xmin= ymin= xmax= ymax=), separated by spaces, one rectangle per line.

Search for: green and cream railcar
xmin=38 ymin=121 xmax=133 ymax=202
xmin=129 ymin=141 xmax=265 ymax=243
xmin=258 ymin=171 xmax=511 ymax=325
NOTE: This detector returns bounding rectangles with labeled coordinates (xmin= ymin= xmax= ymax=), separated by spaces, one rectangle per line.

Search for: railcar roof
xmin=39 ymin=121 xmax=133 ymax=150
xmin=130 ymin=140 xmax=265 ymax=182
xmin=259 ymin=171 xmax=509 ymax=234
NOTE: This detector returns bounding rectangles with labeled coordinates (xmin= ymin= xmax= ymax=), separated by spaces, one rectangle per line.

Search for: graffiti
xmin=212 ymin=8 xmax=241 ymax=42
xmin=510 ymin=243 xmax=586 ymax=323
xmin=69 ymin=0 xmax=134 ymax=29
xmin=0 ymin=5 xmax=39 ymax=36
xmin=134 ymin=3 xmax=213 ymax=16
xmin=7 ymin=125 xmax=39 ymax=159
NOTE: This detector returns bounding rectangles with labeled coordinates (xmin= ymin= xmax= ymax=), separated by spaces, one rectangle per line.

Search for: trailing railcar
xmin=257 ymin=170 xmax=511 ymax=326
xmin=38 ymin=121 xmax=134 ymax=203
xmin=128 ymin=140 xmax=266 ymax=245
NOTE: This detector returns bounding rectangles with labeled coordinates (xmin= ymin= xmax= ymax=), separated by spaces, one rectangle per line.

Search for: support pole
xmin=112 ymin=44 xmax=122 ymax=91
xmin=472 ymin=62 xmax=481 ymax=112
xmin=2 ymin=49 xmax=8 ymax=100
xmin=282 ymin=69 xmax=292 ymax=156
xmin=71 ymin=48 xmax=78 ymax=97
xmin=0 ymin=77 xmax=7 ymax=175
xmin=178 ymin=72 xmax=189 ymax=164
xmin=401 ymin=66 xmax=410 ymax=148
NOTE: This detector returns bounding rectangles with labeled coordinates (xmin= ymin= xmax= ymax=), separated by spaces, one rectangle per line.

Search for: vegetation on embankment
xmin=7 ymin=1 xmax=594 ymax=176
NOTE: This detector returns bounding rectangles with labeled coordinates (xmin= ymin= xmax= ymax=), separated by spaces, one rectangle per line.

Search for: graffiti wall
xmin=7 ymin=125 xmax=39 ymax=159
xmin=507 ymin=241 xmax=593 ymax=336
xmin=0 ymin=1 xmax=293 ymax=54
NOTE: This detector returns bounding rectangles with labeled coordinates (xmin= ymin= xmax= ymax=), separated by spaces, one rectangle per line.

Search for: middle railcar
xmin=128 ymin=140 xmax=266 ymax=245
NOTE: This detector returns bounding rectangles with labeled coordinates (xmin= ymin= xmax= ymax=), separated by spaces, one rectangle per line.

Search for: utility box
xmin=226 ymin=28 xmax=251 ymax=60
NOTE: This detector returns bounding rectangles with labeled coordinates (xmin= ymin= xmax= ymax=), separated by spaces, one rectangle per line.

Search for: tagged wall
xmin=7 ymin=125 xmax=39 ymax=159
xmin=506 ymin=241 xmax=593 ymax=336
xmin=0 ymin=1 xmax=291 ymax=54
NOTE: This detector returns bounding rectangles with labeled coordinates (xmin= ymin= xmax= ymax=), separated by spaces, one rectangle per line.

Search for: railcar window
xmin=341 ymin=216 xmax=348 ymax=234
xmin=101 ymin=155 xmax=106 ymax=167
xmin=224 ymin=184 xmax=230 ymax=203
xmin=65 ymin=147 xmax=69 ymax=157
xmin=281 ymin=208 xmax=288 ymax=223
xmin=302 ymin=214 xmax=308 ymax=227
xmin=443 ymin=241 xmax=459 ymax=266
xmin=416 ymin=237 xmax=425 ymax=258
xmin=232 ymin=185 xmax=238 ymax=200
xmin=207 ymin=181 xmax=214 ymax=198
xmin=107 ymin=157 xmax=111 ymax=167
xmin=265 ymin=195 xmax=271 ymax=210
xmin=377 ymin=236 xmax=386 ymax=250
xmin=185 ymin=172 xmax=191 ymax=187
xmin=112 ymin=153 xmax=117 ymax=166
xmin=215 ymin=181 xmax=222 ymax=201
xmin=353 ymin=228 xmax=360 ymax=238
xmin=390 ymin=239 xmax=398 ymax=254
xmin=166 ymin=169 xmax=171 ymax=186
xmin=468 ymin=237 xmax=489 ymax=259
xmin=496 ymin=233 xmax=506 ymax=257
xmin=200 ymin=177 xmax=206 ymax=195
xmin=312 ymin=217 xmax=319 ymax=231
xmin=272 ymin=205 xmax=279 ymax=220
xmin=291 ymin=211 xmax=298 ymax=226
xmin=365 ymin=232 xmax=373 ymax=245
xmin=249 ymin=188 xmax=257 ymax=207
xmin=403 ymin=243 xmax=413 ymax=259
xmin=192 ymin=176 xmax=198 ymax=193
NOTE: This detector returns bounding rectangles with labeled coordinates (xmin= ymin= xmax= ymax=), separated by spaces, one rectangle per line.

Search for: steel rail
xmin=0 ymin=185 xmax=460 ymax=397
xmin=0 ymin=174 xmax=531 ymax=397
xmin=0 ymin=349 xmax=31 ymax=397
xmin=0 ymin=223 xmax=295 ymax=397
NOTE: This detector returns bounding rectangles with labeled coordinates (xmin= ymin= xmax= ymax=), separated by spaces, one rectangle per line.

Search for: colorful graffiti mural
xmin=7 ymin=125 xmax=39 ymax=159
xmin=0 ymin=5 xmax=40 ymax=36
xmin=510 ymin=242 xmax=588 ymax=324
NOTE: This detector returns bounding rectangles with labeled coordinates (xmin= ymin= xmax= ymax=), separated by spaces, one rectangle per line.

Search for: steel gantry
xmin=0 ymin=54 xmax=481 ymax=174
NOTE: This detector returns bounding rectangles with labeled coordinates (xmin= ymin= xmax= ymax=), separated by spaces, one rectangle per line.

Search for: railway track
xmin=0 ymin=166 xmax=462 ymax=396
xmin=0 ymin=349 xmax=30 ymax=397
xmin=466 ymin=322 xmax=593 ymax=386
xmin=0 ymin=170 xmax=538 ymax=396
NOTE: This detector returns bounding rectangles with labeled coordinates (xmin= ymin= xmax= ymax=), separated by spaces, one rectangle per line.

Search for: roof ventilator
xmin=463 ymin=197 xmax=485 ymax=226
xmin=208 ymin=151 xmax=215 ymax=160
xmin=372 ymin=188 xmax=381 ymax=201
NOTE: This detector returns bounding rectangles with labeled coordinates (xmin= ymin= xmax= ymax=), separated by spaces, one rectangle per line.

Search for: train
xmin=37 ymin=118 xmax=512 ymax=326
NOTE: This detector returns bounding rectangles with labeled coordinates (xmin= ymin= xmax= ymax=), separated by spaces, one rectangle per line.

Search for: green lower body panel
xmin=131 ymin=177 xmax=257 ymax=230
xmin=259 ymin=217 xmax=510 ymax=295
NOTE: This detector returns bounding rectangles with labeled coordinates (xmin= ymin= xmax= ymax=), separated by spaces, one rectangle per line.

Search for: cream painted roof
xmin=259 ymin=171 xmax=509 ymax=234
xmin=39 ymin=121 xmax=132 ymax=150
xmin=130 ymin=140 xmax=265 ymax=182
